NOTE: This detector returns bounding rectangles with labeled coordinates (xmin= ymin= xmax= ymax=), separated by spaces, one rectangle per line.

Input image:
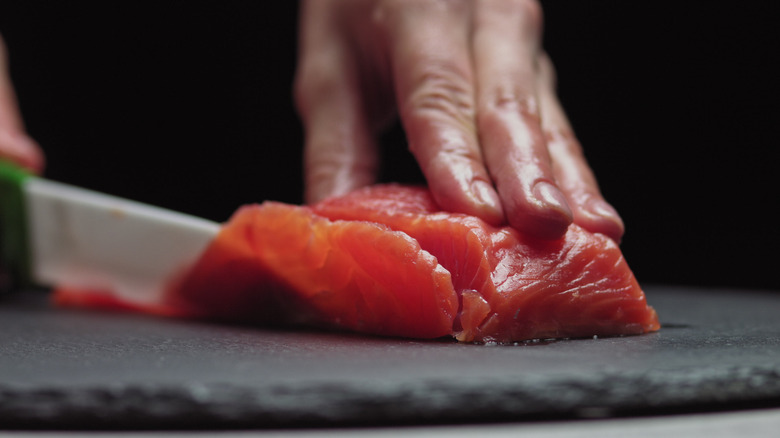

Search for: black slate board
xmin=2 ymin=285 xmax=780 ymax=429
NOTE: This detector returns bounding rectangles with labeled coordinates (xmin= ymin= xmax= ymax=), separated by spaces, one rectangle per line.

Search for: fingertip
xmin=575 ymin=197 xmax=625 ymax=243
xmin=304 ymin=154 xmax=376 ymax=205
xmin=469 ymin=179 xmax=505 ymax=225
xmin=304 ymin=178 xmax=333 ymax=205
xmin=427 ymin=174 xmax=506 ymax=226
xmin=510 ymin=213 xmax=572 ymax=240
xmin=0 ymin=129 xmax=45 ymax=174
xmin=18 ymin=134 xmax=45 ymax=174
xmin=531 ymin=180 xmax=573 ymax=222
xmin=503 ymin=180 xmax=574 ymax=240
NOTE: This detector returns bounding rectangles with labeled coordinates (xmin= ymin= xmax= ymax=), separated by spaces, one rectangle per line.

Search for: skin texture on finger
xmin=376 ymin=0 xmax=504 ymax=225
xmin=536 ymin=54 xmax=624 ymax=242
xmin=0 ymin=35 xmax=44 ymax=173
xmin=472 ymin=0 xmax=572 ymax=240
xmin=295 ymin=0 xmax=378 ymax=203
xmin=0 ymin=35 xmax=24 ymax=131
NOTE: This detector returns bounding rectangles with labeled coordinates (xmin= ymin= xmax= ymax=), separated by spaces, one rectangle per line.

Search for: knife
xmin=0 ymin=160 xmax=220 ymax=303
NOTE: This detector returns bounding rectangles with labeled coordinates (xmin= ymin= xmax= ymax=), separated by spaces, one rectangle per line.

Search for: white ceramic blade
xmin=24 ymin=178 xmax=220 ymax=305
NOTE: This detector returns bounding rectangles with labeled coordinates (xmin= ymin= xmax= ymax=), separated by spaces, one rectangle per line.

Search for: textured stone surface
xmin=1 ymin=286 xmax=780 ymax=429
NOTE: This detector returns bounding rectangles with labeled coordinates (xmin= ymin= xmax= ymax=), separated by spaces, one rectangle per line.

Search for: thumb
xmin=0 ymin=34 xmax=44 ymax=173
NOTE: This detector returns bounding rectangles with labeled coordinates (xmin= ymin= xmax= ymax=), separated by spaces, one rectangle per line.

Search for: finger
xmin=377 ymin=0 xmax=504 ymax=225
xmin=536 ymin=53 xmax=624 ymax=242
xmin=295 ymin=0 xmax=378 ymax=203
xmin=0 ymin=129 xmax=44 ymax=172
xmin=0 ymin=35 xmax=24 ymax=131
xmin=473 ymin=0 xmax=572 ymax=239
xmin=0 ymin=35 xmax=44 ymax=172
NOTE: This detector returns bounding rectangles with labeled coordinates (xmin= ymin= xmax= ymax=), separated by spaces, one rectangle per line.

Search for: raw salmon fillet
xmin=54 ymin=185 xmax=659 ymax=342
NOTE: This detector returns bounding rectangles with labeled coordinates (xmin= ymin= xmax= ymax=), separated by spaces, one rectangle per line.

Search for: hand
xmin=294 ymin=0 xmax=623 ymax=241
xmin=0 ymin=34 xmax=44 ymax=173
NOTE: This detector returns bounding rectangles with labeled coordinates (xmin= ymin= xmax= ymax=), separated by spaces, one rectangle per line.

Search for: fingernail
xmin=471 ymin=180 xmax=500 ymax=209
xmin=586 ymin=198 xmax=625 ymax=242
xmin=470 ymin=180 xmax=504 ymax=225
xmin=587 ymin=198 xmax=620 ymax=221
xmin=532 ymin=181 xmax=573 ymax=220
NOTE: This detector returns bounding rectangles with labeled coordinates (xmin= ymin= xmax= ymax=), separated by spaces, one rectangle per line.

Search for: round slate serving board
xmin=1 ymin=285 xmax=780 ymax=429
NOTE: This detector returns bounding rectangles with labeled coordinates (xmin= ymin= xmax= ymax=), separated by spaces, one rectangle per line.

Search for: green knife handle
xmin=0 ymin=160 xmax=32 ymax=292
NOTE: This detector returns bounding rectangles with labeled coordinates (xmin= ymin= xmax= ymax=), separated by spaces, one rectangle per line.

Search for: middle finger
xmin=473 ymin=0 xmax=573 ymax=239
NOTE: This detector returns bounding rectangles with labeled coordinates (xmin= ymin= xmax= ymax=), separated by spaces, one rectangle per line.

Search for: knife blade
xmin=0 ymin=160 xmax=220 ymax=303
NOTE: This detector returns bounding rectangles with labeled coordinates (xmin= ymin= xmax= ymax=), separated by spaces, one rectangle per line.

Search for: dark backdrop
xmin=1 ymin=2 xmax=777 ymax=290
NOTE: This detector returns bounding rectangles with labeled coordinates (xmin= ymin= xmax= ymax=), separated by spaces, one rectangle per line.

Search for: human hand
xmin=0 ymin=34 xmax=44 ymax=173
xmin=295 ymin=0 xmax=623 ymax=241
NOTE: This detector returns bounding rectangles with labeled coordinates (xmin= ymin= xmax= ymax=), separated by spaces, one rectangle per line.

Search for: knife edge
xmin=1 ymin=160 xmax=220 ymax=304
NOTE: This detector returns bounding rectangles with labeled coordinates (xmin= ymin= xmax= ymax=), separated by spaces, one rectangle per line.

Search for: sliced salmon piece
xmin=56 ymin=199 xmax=459 ymax=339
xmin=312 ymin=185 xmax=659 ymax=342
xmin=53 ymin=185 xmax=658 ymax=342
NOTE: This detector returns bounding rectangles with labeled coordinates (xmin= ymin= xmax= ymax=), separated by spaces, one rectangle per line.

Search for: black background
xmin=1 ymin=1 xmax=778 ymax=290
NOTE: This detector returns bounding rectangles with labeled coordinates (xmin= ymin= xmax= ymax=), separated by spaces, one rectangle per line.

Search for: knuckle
xmin=293 ymin=52 xmax=343 ymax=117
xmin=404 ymin=64 xmax=475 ymax=125
xmin=547 ymin=130 xmax=583 ymax=157
xmin=376 ymin=0 xmax=466 ymax=21
xmin=480 ymin=0 xmax=543 ymax=37
xmin=305 ymin=139 xmax=351 ymax=176
xmin=480 ymin=83 xmax=540 ymax=123
xmin=438 ymin=144 xmax=483 ymax=164
xmin=410 ymin=141 xmax=484 ymax=177
xmin=516 ymin=0 xmax=544 ymax=35
xmin=374 ymin=0 xmax=469 ymax=35
xmin=374 ymin=0 xmax=419 ymax=27
xmin=305 ymin=143 xmax=377 ymax=195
